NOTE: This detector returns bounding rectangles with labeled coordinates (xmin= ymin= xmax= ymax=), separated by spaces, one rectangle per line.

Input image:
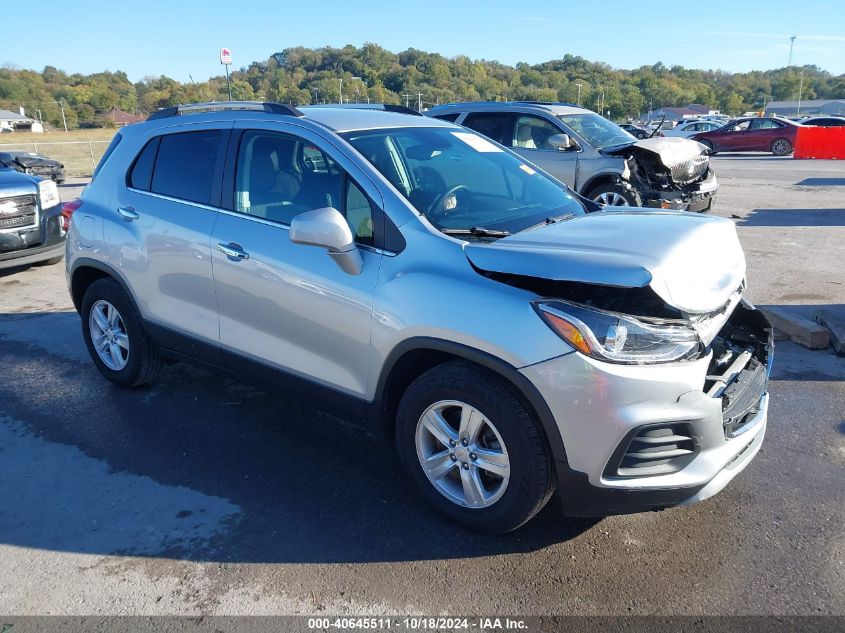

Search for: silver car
xmin=427 ymin=102 xmax=719 ymax=211
xmin=66 ymin=102 xmax=771 ymax=533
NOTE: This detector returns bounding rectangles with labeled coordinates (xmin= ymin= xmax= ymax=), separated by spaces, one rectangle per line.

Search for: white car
xmin=663 ymin=120 xmax=724 ymax=138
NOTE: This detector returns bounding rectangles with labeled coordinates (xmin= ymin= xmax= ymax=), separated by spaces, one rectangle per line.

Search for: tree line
xmin=2 ymin=43 xmax=844 ymax=130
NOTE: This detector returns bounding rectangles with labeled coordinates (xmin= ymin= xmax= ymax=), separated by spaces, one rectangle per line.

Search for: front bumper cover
xmin=520 ymin=301 xmax=772 ymax=517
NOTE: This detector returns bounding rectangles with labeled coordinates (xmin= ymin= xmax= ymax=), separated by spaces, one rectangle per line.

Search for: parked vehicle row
xmin=65 ymin=101 xmax=770 ymax=533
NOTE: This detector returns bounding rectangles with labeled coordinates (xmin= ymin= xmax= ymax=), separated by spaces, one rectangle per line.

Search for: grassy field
xmin=0 ymin=128 xmax=119 ymax=177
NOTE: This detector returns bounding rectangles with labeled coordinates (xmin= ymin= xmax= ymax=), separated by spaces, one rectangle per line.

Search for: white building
xmin=764 ymin=99 xmax=845 ymax=117
xmin=0 ymin=108 xmax=37 ymax=132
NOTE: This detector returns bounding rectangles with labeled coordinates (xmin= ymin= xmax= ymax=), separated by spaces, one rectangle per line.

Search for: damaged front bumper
xmin=643 ymin=169 xmax=719 ymax=212
xmin=520 ymin=298 xmax=772 ymax=516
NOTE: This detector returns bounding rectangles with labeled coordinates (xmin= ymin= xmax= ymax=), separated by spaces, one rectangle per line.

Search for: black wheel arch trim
xmin=369 ymin=336 xmax=570 ymax=468
xmin=69 ymin=257 xmax=138 ymax=314
xmin=579 ymin=172 xmax=624 ymax=197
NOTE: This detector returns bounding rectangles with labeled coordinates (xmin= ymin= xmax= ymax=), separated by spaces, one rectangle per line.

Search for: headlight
xmin=38 ymin=179 xmax=60 ymax=209
xmin=534 ymin=300 xmax=701 ymax=364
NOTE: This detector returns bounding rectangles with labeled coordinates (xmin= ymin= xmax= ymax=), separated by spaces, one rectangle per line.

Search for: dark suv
xmin=0 ymin=166 xmax=65 ymax=269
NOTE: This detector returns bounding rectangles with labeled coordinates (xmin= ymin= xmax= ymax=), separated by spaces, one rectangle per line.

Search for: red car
xmin=691 ymin=117 xmax=801 ymax=156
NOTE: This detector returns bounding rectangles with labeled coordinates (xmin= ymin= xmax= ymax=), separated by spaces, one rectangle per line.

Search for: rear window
xmin=148 ymin=130 xmax=222 ymax=205
xmin=432 ymin=113 xmax=460 ymax=123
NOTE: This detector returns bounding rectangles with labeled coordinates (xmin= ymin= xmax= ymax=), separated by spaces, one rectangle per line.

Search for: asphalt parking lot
xmin=0 ymin=157 xmax=843 ymax=616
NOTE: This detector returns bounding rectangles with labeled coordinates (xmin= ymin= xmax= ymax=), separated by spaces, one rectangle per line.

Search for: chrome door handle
xmin=216 ymin=242 xmax=249 ymax=260
xmin=117 ymin=206 xmax=139 ymax=221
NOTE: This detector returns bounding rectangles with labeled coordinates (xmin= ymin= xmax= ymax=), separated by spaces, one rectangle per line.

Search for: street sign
xmin=220 ymin=48 xmax=232 ymax=65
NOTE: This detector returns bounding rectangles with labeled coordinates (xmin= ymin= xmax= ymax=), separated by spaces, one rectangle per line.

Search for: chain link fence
xmin=0 ymin=140 xmax=112 ymax=177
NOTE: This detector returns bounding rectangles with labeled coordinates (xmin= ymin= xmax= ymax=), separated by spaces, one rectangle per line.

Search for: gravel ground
xmin=0 ymin=159 xmax=842 ymax=617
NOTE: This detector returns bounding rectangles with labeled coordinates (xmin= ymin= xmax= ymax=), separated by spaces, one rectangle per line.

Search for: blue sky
xmin=4 ymin=0 xmax=845 ymax=80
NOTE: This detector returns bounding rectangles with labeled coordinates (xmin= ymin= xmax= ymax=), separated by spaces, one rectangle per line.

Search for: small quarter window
xmin=128 ymin=137 xmax=160 ymax=191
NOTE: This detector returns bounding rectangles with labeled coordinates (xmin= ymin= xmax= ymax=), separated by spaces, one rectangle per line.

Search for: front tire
xmin=81 ymin=277 xmax=161 ymax=388
xmin=771 ymin=138 xmax=793 ymax=156
xmin=588 ymin=182 xmax=641 ymax=208
xmin=396 ymin=361 xmax=556 ymax=533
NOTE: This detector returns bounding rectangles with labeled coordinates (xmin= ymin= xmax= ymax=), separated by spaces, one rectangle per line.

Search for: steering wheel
xmin=428 ymin=184 xmax=469 ymax=218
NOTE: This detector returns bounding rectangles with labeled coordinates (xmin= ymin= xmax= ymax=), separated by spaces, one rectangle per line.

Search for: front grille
xmin=670 ymin=155 xmax=709 ymax=185
xmin=607 ymin=423 xmax=698 ymax=478
xmin=0 ymin=194 xmax=38 ymax=231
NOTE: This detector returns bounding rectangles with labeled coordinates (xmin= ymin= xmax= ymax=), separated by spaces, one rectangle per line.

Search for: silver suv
xmin=426 ymin=102 xmax=719 ymax=211
xmin=67 ymin=102 xmax=771 ymax=533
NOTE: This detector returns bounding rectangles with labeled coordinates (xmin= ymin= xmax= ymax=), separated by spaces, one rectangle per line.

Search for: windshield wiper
xmin=440 ymin=226 xmax=511 ymax=238
xmin=522 ymin=213 xmax=576 ymax=233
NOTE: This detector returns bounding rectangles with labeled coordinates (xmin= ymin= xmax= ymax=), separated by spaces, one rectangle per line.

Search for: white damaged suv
xmin=67 ymin=102 xmax=772 ymax=533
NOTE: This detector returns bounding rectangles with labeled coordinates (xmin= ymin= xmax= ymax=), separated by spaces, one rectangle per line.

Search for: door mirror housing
xmin=548 ymin=133 xmax=573 ymax=151
xmin=289 ymin=207 xmax=363 ymax=275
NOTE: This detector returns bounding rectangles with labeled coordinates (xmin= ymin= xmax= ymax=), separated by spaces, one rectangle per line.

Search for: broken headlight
xmin=534 ymin=300 xmax=700 ymax=364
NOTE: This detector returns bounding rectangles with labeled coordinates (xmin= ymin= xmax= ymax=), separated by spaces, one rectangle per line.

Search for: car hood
xmin=464 ymin=211 xmax=746 ymax=314
xmin=602 ymin=136 xmax=709 ymax=185
xmin=603 ymin=135 xmax=707 ymax=159
xmin=13 ymin=155 xmax=61 ymax=168
xmin=0 ymin=167 xmax=39 ymax=192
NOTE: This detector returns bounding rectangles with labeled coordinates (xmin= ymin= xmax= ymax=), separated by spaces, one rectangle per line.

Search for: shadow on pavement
xmin=796 ymin=177 xmax=845 ymax=187
xmin=736 ymin=208 xmax=845 ymax=227
xmin=0 ymin=311 xmax=598 ymax=565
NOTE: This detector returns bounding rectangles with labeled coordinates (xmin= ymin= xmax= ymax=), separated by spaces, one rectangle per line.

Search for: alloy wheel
xmin=415 ymin=400 xmax=510 ymax=509
xmin=89 ymin=299 xmax=130 ymax=371
xmin=772 ymin=139 xmax=791 ymax=156
xmin=594 ymin=191 xmax=628 ymax=206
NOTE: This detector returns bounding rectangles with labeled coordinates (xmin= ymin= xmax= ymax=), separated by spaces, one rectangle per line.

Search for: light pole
xmin=575 ymin=83 xmax=582 ymax=107
xmin=788 ymin=35 xmax=796 ymax=67
xmin=338 ymin=78 xmax=343 ymax=104
xmin=797 ymin=69 xmax=804 ymax=116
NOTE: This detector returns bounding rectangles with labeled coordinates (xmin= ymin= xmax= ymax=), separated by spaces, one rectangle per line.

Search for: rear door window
xmin=150 ymin=130 xmax=223 ymax=205
xmin=462 ymin=112 xmax=515 ymax=146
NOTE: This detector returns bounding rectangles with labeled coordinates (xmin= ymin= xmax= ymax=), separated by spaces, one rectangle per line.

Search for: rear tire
xmin=81 ymin=277 xmax=161 ymax=388
xmin=771 ymin=138 xmax=793 ymax=156
xmin=587 ymin=182 xmax=641 ymax=208
xmin=699 ymin=139 xmax=715 ymax=154
xmin=396 ymin=361 xmax=556 ymax=533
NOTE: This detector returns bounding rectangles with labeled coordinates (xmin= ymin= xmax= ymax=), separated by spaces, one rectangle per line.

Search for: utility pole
xmin=338 ymin=78 xmax=343 ymax=104
xmin=57 ymin=100 xmax=67 ymax=132
xmin=797 ymin=69 xmax=804 ymax=116
xmin=403 ymin=93 xmax=412 ymax=108
xmin=575 ymin=83 xmax=582 ymax=107
xmin=417 ymin=92 xmax=423 ymax=111
xmin=788 ymin=35 xmax=797 ymax=67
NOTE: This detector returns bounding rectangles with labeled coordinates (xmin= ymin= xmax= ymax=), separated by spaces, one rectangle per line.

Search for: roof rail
xmin=304 ymin=103 xmax=423 ymax=116
xmin=147 ymin=101 xmax=304 ymax=121
xmin=513 ymin=100 xmax=579 ymax=108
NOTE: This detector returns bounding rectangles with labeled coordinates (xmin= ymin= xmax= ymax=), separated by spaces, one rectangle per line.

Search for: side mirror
xmin=289 ymin=207 xmax=363 ymax=275
xmin=547 ymin=133 xmax=572 ymax=151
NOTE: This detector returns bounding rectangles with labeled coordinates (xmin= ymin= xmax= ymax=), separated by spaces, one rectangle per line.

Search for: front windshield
xmin=556 ymin=113 xmax=634 ymax=149
xmin=341 ymin=126 xmax=584 ymax=235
